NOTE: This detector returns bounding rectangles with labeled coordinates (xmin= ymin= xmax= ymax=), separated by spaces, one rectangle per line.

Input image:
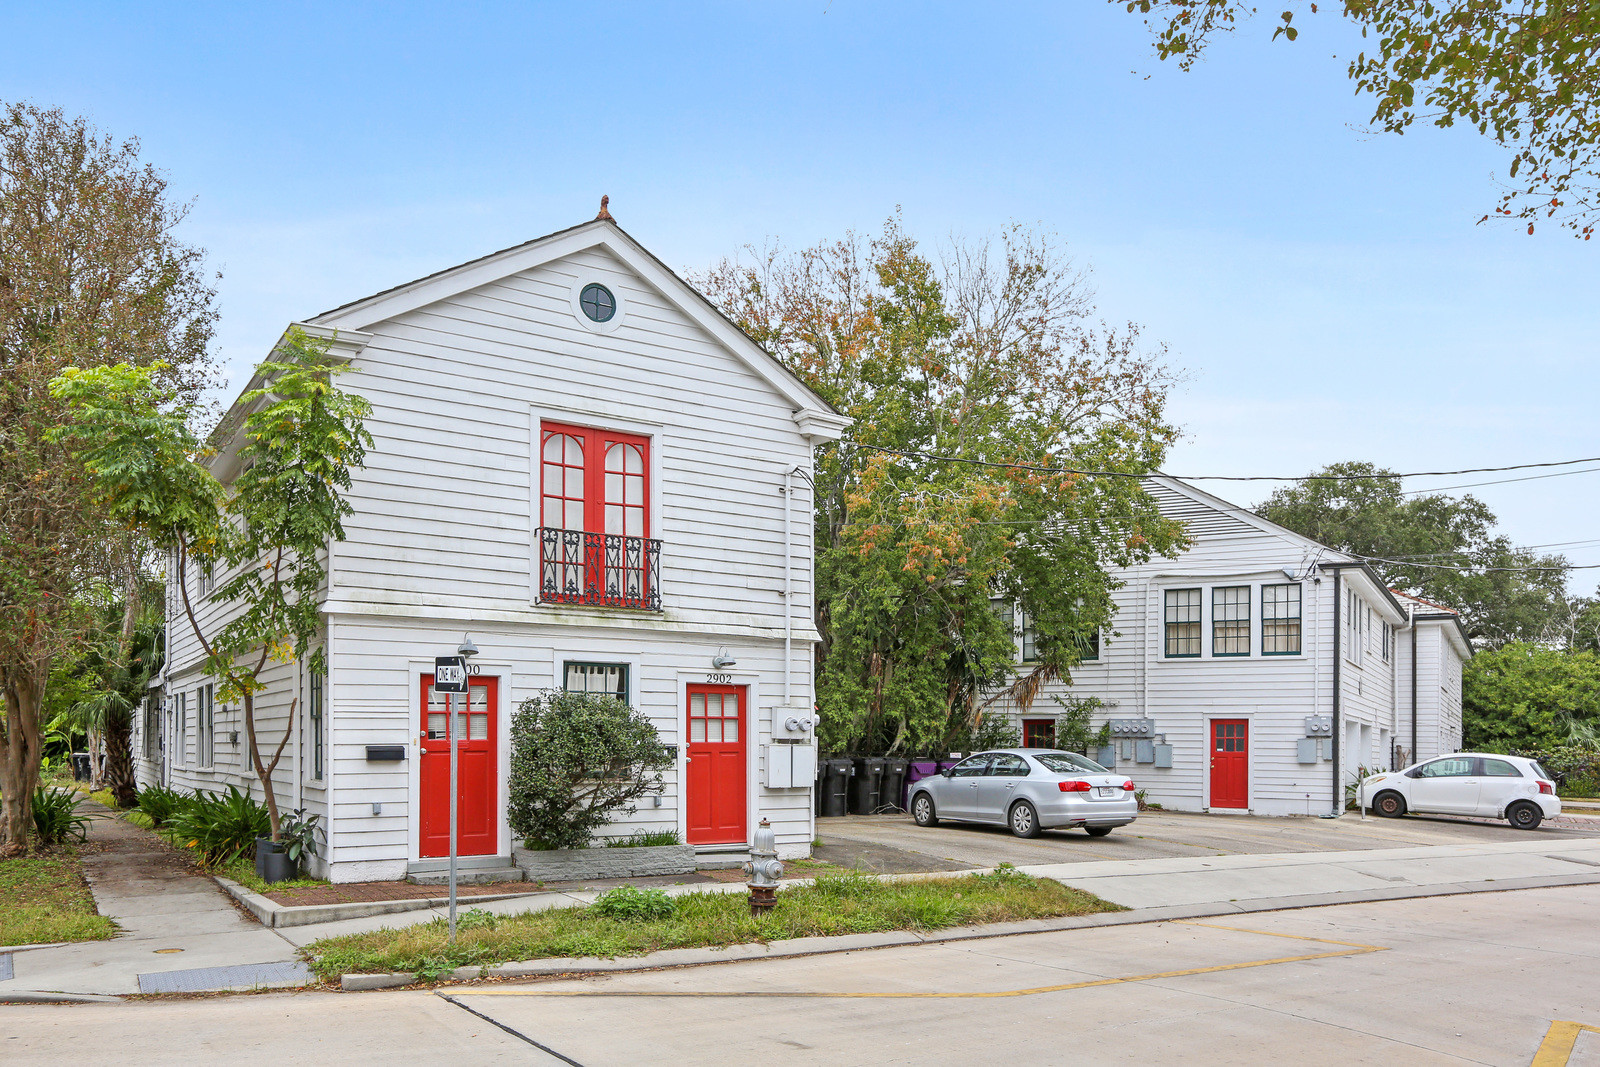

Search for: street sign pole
xmin=433 ymin=654 xmax=468 ymax=945
xmin=449 ymin=687 xmax=458 ymax=942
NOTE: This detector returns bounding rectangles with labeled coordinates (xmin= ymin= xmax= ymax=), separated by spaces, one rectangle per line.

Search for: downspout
xmin=1328 ymin=570 xmax=1342 ymax=817
xmin=783 ymin=467 xmax=793 ymax=708
xmin=1411 ymin=622 xmax=1419 ymax=765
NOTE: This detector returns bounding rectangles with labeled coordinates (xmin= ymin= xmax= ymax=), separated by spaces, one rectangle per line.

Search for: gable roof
xmin=307 ymin=215 xmax=845 ymax=425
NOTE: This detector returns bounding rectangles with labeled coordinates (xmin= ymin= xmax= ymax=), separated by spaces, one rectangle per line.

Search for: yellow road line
xmin=1170 ymin=919 xmax=1388 ymax=951
xmin=1532 ymin=1021 xmax=1600 ymax=1066
xmin=450 ymin=924 xmax=1388 ymax=1000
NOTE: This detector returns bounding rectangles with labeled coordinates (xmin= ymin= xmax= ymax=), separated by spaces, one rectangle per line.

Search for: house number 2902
xmin=705 ymin=672 xmax=732 ymax=685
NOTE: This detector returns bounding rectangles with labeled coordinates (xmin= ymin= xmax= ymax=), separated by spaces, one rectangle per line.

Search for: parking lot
xmin=815 ymin=807 xmax=1600 ymax=873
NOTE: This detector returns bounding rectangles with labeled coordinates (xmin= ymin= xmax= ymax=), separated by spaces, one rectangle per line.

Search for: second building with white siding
xmin=994 ymin=477 xmax=1471 ymax=817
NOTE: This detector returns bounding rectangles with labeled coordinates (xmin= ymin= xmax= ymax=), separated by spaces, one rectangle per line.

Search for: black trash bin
xmin=819 ymin=759 xmax=852 ymax=818
xmin=879 ymin=758 xmax=909 ymax=813
xmin=848 ymin=757 xmax=885 ymax=815
xmin=70 ymin=753 xmax=90 ymax=782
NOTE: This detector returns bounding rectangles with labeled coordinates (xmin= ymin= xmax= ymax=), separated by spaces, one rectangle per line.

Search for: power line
xmin=1401 ymin=465 xmax=1600 ymax=497
xmin=856 ymin=444 xmax=1600 ymax=483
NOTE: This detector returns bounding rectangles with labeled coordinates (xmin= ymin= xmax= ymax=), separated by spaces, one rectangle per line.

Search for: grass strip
xmin=0 ymin=850 xmax=118 ymax=946
xmin=304 ymin=868 xmax=1122 ymax=981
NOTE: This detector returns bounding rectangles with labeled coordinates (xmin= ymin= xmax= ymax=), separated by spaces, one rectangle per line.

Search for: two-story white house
xmin=134 ymin=206 xmax=849 ymax=882
xmin=995 ymin=476 xmax=1471 ymax=817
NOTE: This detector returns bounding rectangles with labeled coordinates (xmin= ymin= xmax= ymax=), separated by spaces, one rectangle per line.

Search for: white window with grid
xmin=1212 ymin=586 xmax=1251 ymax=656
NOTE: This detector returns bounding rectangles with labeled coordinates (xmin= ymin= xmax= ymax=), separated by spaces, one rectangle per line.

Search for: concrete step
xmin=405 ymin=869 xmax=526 ymax=887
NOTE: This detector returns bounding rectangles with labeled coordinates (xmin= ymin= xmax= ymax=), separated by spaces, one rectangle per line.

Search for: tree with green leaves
xmin=51 ymin=328 xmax=372 ymax=838
xmin=1463 ymin=641 xmax=1600 ymax=750
xmin=0 ymin=102 xmax=216 ymax=854
xmin=1257 ymin=461 xmax=1570 ymax=646
xmin=698 ymin=218 xmax=1187 ymax=754
xmin=1121 ymin=1 xmax=1600 ymax=237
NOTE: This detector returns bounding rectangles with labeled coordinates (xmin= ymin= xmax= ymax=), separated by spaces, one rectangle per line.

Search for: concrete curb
xmin=334 ymin=871 xmax=1600 ymax=992
xmin=213 ymin=877 xmax=559 ymax=929
xmin=0 ymin=990 xmax=124 ymax=1004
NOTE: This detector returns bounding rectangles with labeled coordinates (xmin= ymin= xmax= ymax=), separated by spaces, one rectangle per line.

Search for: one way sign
xmin=434 ymin=656 xmax=467 ymax=693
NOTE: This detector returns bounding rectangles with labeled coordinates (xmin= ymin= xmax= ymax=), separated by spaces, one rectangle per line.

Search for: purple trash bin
xmin=902 ymin=760 xmax=940 ymax=810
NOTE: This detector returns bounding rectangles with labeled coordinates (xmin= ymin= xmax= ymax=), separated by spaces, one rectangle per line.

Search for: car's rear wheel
xmin=911 ymin=792 xmax=939 ymax=827
xmin=1009 ymin=800 xmax=1041 ymax=838
xmin=1373 ymin=791 xmax=1407 ymax=818
xmin=1084 ymin=825 xmax=1114 ymax=837
xmin=1507 ymin=800 xmax=1543 ymax=831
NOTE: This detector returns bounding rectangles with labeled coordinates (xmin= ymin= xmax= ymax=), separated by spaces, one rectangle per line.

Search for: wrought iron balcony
xmin=538 ymin=527 xmax=662 ymax=611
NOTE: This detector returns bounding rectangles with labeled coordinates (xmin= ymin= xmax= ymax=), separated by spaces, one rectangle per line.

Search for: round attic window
xmin=579 ymin=283 xmax=616 ymax=323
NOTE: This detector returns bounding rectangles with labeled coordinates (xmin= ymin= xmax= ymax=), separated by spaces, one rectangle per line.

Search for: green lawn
xmin=305 ymin=867 xmax=1121 ymax=982
xmin=0 ymin=850 xmax=118 ymax=946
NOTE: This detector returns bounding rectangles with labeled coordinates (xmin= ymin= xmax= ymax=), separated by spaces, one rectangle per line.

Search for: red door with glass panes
xmin=1022 ymin=719 xmax=1056 ymax=749
xmin=540 ymin=421 xmax=651 ymax=607
xmin=419 ymin=674 xmax=498 ymax=857
xmin=1209 ymin=719 xmax=1249 ymax=809
xmin=685 ymin=685 xmax=746 ymax=845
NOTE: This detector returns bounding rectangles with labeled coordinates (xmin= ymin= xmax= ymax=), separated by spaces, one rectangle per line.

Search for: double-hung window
xmin=198 ymin=684 xmax=214 ymax=768
xmin=1381 ymin=622 xmax=1392 ymax=662
xmin=1212 ymin=586 xmax=1251 ymax=656
xmin=1019 ymin=609 xmax=1040 ymax=663
xmin=1262 ymin=583 xmax=1302 ymax=655
xmin=539 ymin=421 xmax=658 ymax=609
xmin=309 ymin=672 xmax=324 ymax=781
xmin=564 ymin=662 xmax=629 ymax=703
xmin=1164 ymin=588 xmax=1202 ymax=657
xmin=1346 ymin=590 xmax=1364 ymax=665
xmin=175 ymin=691 xmax=188 ymax=766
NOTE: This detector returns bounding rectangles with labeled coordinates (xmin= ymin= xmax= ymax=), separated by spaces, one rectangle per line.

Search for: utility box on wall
xmin=1296 ymin=738 xmax=1319 ymax=765
xmin=765 ymin=742 xmax=817 ymax=788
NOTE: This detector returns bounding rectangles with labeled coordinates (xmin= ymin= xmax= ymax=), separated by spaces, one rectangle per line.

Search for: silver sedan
xmin=909 ymin=749 xmax=1138 ymax=838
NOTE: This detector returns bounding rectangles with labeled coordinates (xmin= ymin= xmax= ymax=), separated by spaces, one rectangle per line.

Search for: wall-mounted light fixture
xmin=712 ymin=648 xmax=737 ymax=669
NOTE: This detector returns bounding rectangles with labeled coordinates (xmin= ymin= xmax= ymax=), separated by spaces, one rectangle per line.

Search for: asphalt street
xmin=6 ymin=883 xmax=1600 ymax=1065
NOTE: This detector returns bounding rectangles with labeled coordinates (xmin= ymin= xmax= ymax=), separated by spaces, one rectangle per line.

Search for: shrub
xmin=277 ymin=807 xmax=323 ymax=868
xmin=506 ymin=690 xmax=672 ymax=851
xmin=167 ymin=785 xmax=270 ymax=867
xmin=590 ymin=885 xmax=675 ymax=922
xmin=134 ymin=785 xmax=191 ymax=829
xmin=31 ymin=786 xmax=91 ymax=846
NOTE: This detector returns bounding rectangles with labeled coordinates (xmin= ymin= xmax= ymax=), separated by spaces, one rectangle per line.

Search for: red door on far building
xmin=685 ymin=685 xmax=747 ymax=845
xmin=419 ymin=674 xmax=498 ymax=858
xmin=1022 ymin=719 xmax=1056 ymax=748
xmin=1209 ymin=719 xmax=1249 ymax=809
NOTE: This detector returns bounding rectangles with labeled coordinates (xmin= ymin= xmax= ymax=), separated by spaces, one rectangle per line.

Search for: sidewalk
xmin=0 ymin=800 xmax=308 ymax=999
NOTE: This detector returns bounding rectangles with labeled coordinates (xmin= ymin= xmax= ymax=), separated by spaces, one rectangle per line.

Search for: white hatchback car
xmin=1357 ymin=753 xmax=1560 ymax=830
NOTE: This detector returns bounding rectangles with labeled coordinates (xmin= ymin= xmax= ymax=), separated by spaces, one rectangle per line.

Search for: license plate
xmin=1095 ymin=786 xmax=1117 ymax=797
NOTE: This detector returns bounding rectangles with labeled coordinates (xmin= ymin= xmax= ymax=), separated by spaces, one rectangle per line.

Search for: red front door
xmin=1210 ymin=718 xmax=1249 ymax=809
xmin=685 ymin=685 xmax=746 ymax=845
xmin=419 ymin=674 xmax=498 ymax=858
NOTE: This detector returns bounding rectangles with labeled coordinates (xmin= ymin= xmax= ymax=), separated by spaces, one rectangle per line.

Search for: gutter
xmin=1411 ymin=622 xmax=1419 ymax=765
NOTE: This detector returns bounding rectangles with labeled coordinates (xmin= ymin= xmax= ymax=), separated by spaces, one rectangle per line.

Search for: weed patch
xmin=305 ymin=870 xmax=1121 ymax=980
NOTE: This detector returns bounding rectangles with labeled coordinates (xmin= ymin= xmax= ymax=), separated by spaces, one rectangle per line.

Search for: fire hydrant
xmin=743 ymin=818 xmax=783 ymax=917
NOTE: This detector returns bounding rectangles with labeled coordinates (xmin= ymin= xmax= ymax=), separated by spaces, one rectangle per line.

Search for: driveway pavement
xmin=816 ymin=807 xmax=1600 ymax=873
xmin=8 ymin=884 xmax=1600 ymax=1064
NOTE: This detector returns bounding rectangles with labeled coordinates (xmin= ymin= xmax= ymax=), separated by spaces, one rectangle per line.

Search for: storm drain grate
xmin=0 ymin=952 xmax=13 ymax=982
xmin=137 ymin=960 xmax=313 ymax=994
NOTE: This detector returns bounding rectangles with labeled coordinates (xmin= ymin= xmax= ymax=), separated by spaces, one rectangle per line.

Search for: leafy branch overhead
xmin=1122 ymin=1 xmax=1600 ymax=236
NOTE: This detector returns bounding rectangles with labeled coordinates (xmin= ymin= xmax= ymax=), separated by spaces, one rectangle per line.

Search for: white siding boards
xmin=135 ymin=214 xmax=848 ymax=882
xmin=995 ymin=477 xmax=1472 ymax=817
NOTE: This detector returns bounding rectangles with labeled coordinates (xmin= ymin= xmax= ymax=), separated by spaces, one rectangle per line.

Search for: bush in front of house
xmin=507 ymin=689 xmax=672 ymax=851
xmin=590 ymin=884 xmax=676 ymax=922
xmin=133 ymin=785 xmax=192 ymax=828
xmin=166 ymin=785 xmax=270 ymax=867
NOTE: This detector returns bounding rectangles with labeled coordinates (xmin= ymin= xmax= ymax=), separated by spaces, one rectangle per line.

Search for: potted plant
xmin=260 ymin=807 xmax=321 ymax=884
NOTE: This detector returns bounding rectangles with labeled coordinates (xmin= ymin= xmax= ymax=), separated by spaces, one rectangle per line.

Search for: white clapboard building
xmin=995 ymin=476 xmax=1471 ymax=817
xmin=135 ymin=206 xmax=849 ymax=882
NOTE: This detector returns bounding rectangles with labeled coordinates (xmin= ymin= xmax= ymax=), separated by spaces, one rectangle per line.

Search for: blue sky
xmin=6 ymin=2 xmax=1596 ymax=580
